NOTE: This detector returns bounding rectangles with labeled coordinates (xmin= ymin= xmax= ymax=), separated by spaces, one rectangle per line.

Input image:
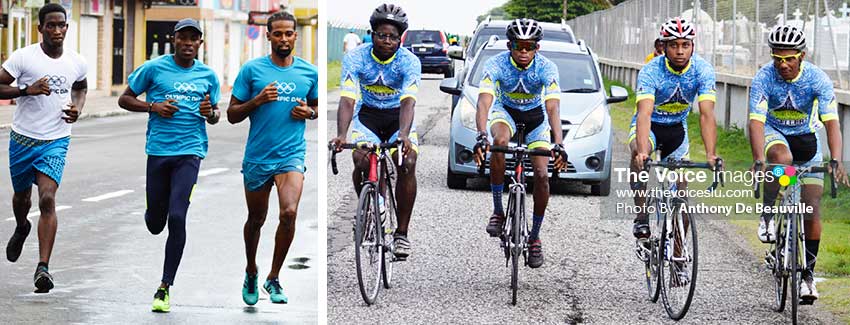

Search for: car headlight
xmin=574 ymin=105 xmax=606 ymax=139
xmin=459 ymin=97 xmax=477 ymax=130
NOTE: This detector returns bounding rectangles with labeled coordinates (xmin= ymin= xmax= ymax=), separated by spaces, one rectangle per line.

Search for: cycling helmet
xmin=659 ymin=17 xmax=695 ymax=41
xmin=370 ymin=4 xmax=408 ymax=34
xmin=506 ymin=18 xmax=543 ymax=42
xmin=768 ymin=25 xmax=806 ymax=50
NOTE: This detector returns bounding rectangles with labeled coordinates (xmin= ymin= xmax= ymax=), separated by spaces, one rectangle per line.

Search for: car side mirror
xmin=439 ymin=78 xmax=461 ymax=96
xmin=606 ymin=85 xmax=628 ymax=104
xmin=448 ymin=46 xmax=464 ymax=61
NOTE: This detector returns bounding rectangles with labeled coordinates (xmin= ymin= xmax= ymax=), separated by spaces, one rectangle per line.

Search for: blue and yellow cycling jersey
xmin=634 ymin=55 xmax=717 ymax=124
xmin=478 ymin=51 xmax=560 ymax=111
xmin=339 ymin=44 xmax=421 ymax=109
xmin=748 ymin=61 xmax=838 ymax=136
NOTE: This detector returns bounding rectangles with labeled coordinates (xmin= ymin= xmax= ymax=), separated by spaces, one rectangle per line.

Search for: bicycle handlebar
xmin=752 ymin=161 xmax=836 ymax=199
xmin=479 ymin=146 xmax=563 ymax=179
xmin=643 ymin=157 xmax=724 ymax=191
xmin=328 ymin=140 xmax=403 ymax=175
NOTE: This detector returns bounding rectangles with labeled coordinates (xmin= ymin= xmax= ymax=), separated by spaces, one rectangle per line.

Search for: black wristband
xmin=148 ymin=102 xmax=153 ymax=113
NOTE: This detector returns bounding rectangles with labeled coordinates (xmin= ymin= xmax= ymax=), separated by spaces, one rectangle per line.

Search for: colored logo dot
xmin=779 ymin=175 xmax=790 ymax=186
xmin=772 ymin=166 xmax=784 ymax=176
xmin=784 ymin=166 xmax=796 ymax=177
xmin=789 ymin=176 xmax=798 ymax=185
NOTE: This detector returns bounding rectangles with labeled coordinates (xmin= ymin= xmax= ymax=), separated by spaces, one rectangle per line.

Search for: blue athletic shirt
xmin=339 ymin=44 xmax=421 ymax=109
xmin=232 ymin=55 xmax=319 ymax=163
xmin=635 ymin=55 xmax=717 ymax=125
xmin=128 ymin=55 xmax=220 ymax=158
xmin=478 ymin=51 xmax=560 ymax=111
xmin=748 ymin=61 xmax=838 ymax=136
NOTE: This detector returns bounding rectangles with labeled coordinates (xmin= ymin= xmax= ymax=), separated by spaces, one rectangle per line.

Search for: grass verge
xmin=328 ymin=61 xmax=342 ymax=89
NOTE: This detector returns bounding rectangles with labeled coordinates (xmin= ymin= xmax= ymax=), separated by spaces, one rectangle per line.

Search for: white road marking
xmin=82 ymin=190 xmax=134 ymax=202
xmin=7 ymin=205 xmax=74 ymax=220
xmin=198 ymin=167 xmax=229 ymax=177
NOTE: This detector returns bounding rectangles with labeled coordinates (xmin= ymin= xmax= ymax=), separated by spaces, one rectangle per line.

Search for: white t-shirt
xmin=344 ymin=33 xmax=361 ymax=52
xmin=2 ymin=43 xmax=88 ymax=140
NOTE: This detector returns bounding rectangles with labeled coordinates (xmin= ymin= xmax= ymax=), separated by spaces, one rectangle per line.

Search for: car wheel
xmin=446 ymin=155 xmax=467 ymax=189
xmin=591 ymin=176 xmax=611 ymax=196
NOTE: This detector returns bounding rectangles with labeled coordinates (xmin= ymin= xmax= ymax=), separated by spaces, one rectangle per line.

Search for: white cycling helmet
xmin=659 ymin=17 xmax=695 ymax=41
xmin=506 ymin=18 xmax=543 ymax=42
xmin=768 ymin=25 xmax=806 ymax=50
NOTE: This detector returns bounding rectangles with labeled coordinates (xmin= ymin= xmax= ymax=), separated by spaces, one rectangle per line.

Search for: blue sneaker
xmin=242 ymin=273 xmax=259 ymax=306
xmin=263 ymin=278 xmax=288 ymax=304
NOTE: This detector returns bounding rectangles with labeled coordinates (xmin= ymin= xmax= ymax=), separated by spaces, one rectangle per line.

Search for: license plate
xmin=418 ymin=48 xmax=427 ymax=53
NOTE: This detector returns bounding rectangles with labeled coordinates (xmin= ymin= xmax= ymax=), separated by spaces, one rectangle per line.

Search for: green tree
xmin=503 ymin=0 xmax=609 ymax=22
xmin=477 ymin=5 xmax=509 ymax=24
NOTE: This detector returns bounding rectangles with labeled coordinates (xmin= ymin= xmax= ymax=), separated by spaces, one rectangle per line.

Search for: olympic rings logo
xmin=44 ymin=75 xmax=67 ymax=87
xmin=274 ymin=81 xmax=297 ymax=94
xmin=173 ymin=82 xmax=198 ymax=93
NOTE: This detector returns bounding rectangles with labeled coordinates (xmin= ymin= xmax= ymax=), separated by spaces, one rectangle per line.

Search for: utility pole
xmin=563 ymin=0 xmax=568 ymax=20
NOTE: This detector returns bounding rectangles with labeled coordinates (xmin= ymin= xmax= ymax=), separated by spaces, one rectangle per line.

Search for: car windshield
xmin=470 ymin=27 xmax=574 ymax=56
xmin=403 ymin=31 xmax=441 ymax=46
xmin=469 ymin=49 xmax=600 ymax=92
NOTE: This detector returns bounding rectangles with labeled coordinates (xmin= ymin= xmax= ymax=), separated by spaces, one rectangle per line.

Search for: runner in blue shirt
xmin=630 ymin=17 xmax=720 ymax=239
xmin=472 ymin=18 xmax=568 ymax=268
xmin=748 ymin=25 xmax=849 ymax=303
xmin=330 ymin=4 xmax=420 ymax=259
xmin=227 ymin=11 xmax=318 ymax=306
xmin=118 ymin=18 xmax=221 ymax=313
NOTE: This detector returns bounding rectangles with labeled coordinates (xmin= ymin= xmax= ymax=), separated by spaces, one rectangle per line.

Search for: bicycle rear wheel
xmin=510 ymin=189 xmax=522 ymax=306
xmin=789 ymin=213 xmax=800 ymax=324
xmin=660 ymin=199 xmax=698 ymax=320
xmin=354 ymin=183 xmax=382 ymax=305
xmin=644 ymin=196 xmax=662 ymax=302
xmin=771 ymin=214 xmax=788 ymax=312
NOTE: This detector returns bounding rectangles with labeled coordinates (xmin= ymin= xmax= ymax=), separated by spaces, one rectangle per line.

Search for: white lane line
xmin=82 ymin=190 xmax=134 ymax=202
xmin=198 ymin=167 xmax=229 ymax=177
xmin=6 ymin=205 xmax=73 ymax=220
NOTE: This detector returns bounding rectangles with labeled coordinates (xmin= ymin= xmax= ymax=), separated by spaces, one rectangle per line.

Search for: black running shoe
xmin=486 ymin=214 xmax=505 ymax=237
xmin=527 ymin=239 xmax=544 ymax=268
xmin=6 ymin=220 xmax=31 ymax=262
xmin=34 ymin=265 xmax=54 ymax=293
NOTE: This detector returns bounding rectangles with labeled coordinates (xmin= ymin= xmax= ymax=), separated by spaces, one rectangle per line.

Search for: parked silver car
xmin=439 ymin=39 xmax=628 ymax=195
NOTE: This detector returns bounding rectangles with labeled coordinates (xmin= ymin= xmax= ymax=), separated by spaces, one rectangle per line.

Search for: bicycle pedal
xmin=392 ymin=256 xmax=407 ymax=262
xmin=799 ymin=297 xmax=815 ymax=305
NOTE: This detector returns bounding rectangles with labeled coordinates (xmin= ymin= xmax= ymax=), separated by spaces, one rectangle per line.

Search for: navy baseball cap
xmin=174 ymin=18 xmax=202 ymax=35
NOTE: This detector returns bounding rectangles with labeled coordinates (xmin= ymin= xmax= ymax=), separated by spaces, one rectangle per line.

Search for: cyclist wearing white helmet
xmin=749 ymin=24 xmax=849 ymax=303
xmin=473 ymin=18 xmax=568 ymax=268
xmin=630 ymin=17 xmax=719 ymax=239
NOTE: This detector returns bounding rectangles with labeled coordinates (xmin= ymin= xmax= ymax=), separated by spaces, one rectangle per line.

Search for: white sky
xmin=327 ymin=0 xmax=508 ymax=35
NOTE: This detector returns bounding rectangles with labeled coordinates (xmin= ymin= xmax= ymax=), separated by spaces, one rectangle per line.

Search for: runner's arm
xmin=226 ymin=95 xmax=258 ymax=123
xmin=117 ymin=87 xmax=149 ymax=112
xmin=71 ymin=79 xmax=88 ymax=113
xmin=0 ymin=68 xmax=21 ymax=99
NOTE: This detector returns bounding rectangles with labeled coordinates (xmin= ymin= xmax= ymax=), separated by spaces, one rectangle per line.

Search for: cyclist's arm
xmin=634 ymin=99 xmax=653 ymax=155
xmin=398 ymin=97 xmax=415 ymax=139
xmin=117 ymin=87 xmax=149 ymax=112
xmin=337 ymin=97 xmax=355 ymax=139
xmin=748 ymin=71 xmax=769 ymax=162
xmin=337 ymin=54 xmax=360 ymax=138
xmin=816 ymin=78 xmax=842 ymax=162
xmin=0 ymin=68 xmax=21 ymax=99
xmin=476 ymin=93 xmax=493 ymax=134
xmin=824 ymin=120 xmax=842 ymax=162
xmin=70 ymin=79 xmax=88 ymax=113
xmin=698 ymin=99 xmax=717 ymax=160
xmin=545 ymin=98 xmax=563 ymax=145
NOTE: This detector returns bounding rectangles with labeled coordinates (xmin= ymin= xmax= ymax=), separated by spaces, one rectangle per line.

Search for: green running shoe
xmin=151 ymin=287 xmax=170 ymax=313
xmin=242 ymin=272 xmax=259 ymax=306
xmin=263 ymin=278 xmax=288 ymax=304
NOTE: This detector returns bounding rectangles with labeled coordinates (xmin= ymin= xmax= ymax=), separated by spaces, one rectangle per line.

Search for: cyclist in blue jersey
xmin=228 ymin=11 xmax=318 ymax=306
xmin=749 ymin=25 xmax=849 ymax=303
xmin=630 ymin=17 xmax=719 ymax=239
xmin=330 ymin=4 xmax=420 ymax=259
xmin=472 ymin=18 xmax=568 ymax=268
xmin=118 ymin=18 xmax=221 ymax=313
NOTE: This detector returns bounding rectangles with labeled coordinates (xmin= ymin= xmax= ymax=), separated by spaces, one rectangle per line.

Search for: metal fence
xmin=567 ymin=0 xmax=850 ymax=89
xmin=327 ymin=21 xmax=369 ymax=62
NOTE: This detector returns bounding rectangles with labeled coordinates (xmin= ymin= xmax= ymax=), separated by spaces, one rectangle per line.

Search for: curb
xmin=0 ymin=109 xmax=134 ymax=130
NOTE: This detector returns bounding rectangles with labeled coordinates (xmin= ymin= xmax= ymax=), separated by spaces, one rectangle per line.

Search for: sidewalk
xmin=0 ymin=91 xmax=127 ymax=129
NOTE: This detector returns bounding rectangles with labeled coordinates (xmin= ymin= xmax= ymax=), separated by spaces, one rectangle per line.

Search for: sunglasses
xmin=771 ymin=52 xmax=802 ymax=64
xmin=373 ymin=32 xmax=400 ymax=42
xmin=510 ymin=41 xmax=538 ymax=52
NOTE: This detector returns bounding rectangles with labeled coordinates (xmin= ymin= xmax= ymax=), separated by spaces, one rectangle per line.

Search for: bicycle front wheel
xmin=789 ymin=213 xmax=800 ymax=324
xmin=771 ymin=214 xmax=788 ymax=312
xmin=381 ymin=180 xmax=398 ymax=289
xmin=645 ymin=196 xmax=662 ymax=302
xmin=354 ymin=183 xmax=382 ymax=305
xmin=510 ymin=190 xmax=523 ymax=306
xmin=660 ymin=199 xmax=698 ymax=320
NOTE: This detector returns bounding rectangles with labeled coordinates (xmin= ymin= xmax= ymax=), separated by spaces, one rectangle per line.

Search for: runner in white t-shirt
xmin=0 ymin=3 xmax=88 ymax=294
xmin=343 ymin=29 xmax=362 ymax=53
